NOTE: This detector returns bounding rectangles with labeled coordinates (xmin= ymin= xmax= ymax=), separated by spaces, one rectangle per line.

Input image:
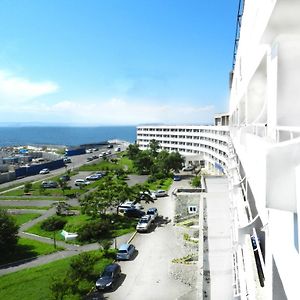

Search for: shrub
xmin=77 ymin=220 xmax=111 ymax=243
xmin=24 ymin=182 xmax=32 ymax=193
xmin=41 ymin=216 xmax=67 ymax=231
xmin=191 ymin=176 xmax=201 ymax=187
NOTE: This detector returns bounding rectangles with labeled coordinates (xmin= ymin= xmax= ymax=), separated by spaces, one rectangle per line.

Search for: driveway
xmin=95 ymin=180 xmax=193 ymax=300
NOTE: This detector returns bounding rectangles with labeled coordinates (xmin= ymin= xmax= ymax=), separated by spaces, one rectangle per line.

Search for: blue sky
xmin=0 ymin=0 xmax=238 ymax=125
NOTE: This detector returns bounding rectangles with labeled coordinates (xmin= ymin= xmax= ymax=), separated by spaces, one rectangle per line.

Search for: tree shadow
xmin=0 ymin=243 xmax=39 ymax=268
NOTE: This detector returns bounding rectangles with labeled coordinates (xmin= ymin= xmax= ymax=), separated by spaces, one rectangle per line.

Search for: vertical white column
xmin=266 ymin=43 xmax=278 ymax=142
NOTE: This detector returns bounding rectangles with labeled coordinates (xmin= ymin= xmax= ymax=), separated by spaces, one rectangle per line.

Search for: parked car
xmin=86 ymin=174 xmax=102 ymax=181
xmin=63 ymin=157 xmax=72 ymax=163
xmin=136 ymin=215 xmax=152 ymax=232
xmin=118 ymin=202 xmax=135 ymax=213
xmin=39 ymin=168 xmax=50 ymax=174
xmin=60 ymin=175 xmax=70 ymax=181
xmin=155 ymin=190 xmax=168 ymax=197
xmin=41 ymin=181 xmax=58 ymax=188
xmin=95 ymin=171 xmax=107 ymax=177
xmin=74 ymin=179 xmax=90 ymax=186
xmin=124 ymin=208 xmax=145 ymax=218
xmin=86 ymin=149 xmax=93 ymax=154
xmin=182 ymin=165 xmax=195 ymax=171
xmin=92 ymin=155 xmax=99 ymax=159
xmin=173 ymin=175 xmax=181 ymax=181
xmin=140 ymin=191 xmax=157 ymax=201
xmin=95 ymin=263 xmax=121 ymax=291
xmin=116 ymin=243 xmax=136 ymax=260
xmin=86 ymin=157 xmax=93 ymax=162
xmin=107 ymin=144 xmax=113 ymax=149
xmin=115 ymin=146 xmax=121 ymax=152
xmin=146 ymin=207 xmax=158 ymax=221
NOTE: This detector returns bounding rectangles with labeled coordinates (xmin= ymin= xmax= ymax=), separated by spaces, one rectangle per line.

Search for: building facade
xmin=228 ymin=0 xmax=300 ymax=299
xmin=137 ymin=114 xmax=229 ymax=175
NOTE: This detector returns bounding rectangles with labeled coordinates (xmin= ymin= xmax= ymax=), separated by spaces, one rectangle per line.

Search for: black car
xmin=60 ymin=175 xmax=70 ymax=181
xmin=96 ymin=263 xmax=121 ymax=290
xmin=124 ymin=208 xmax=145 ymax=218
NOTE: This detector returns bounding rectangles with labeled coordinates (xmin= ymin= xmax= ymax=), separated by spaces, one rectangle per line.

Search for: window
xmin=188 ymin=206 xmax=198 ymax=214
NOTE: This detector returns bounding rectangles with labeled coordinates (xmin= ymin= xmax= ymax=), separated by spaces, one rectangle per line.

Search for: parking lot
xmin=92 ymin=180 xmax=193 ymax=300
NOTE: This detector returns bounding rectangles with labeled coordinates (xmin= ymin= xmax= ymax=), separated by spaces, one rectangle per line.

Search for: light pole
xmin=111 ymin=220 xmax=117 ymax=249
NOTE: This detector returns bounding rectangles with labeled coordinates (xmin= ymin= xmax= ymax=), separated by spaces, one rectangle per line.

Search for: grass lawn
xmin=0 ymin=250 xmax=114 ymax=300
xmin=110 ymin=214 xmax=137 ymax=237
xmin=0 ymin=205 xmax=50 ymax=210
xmin=1 ymin=186 xmax=84 ymax=199
xmin=26 ymin=214 xmax=92 ymax=241
xmin=0 ymin=237 xmax=63 ymax=266
xmin=26 ymin=213 xmax=136 ymax=243
xmin=79 ymin=156 xmax=136 ymax=173
xmin=146 ymin=177 xmax=173 ymax=191
xmin=11 ymin=213 xmax=41 ymax=226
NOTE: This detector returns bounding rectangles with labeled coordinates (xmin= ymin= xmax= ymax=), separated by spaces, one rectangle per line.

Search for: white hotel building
xmin=138 ymin=0 xmax=300 ymax=299
xmin=137 ymin=113 xmax=230 ymax=175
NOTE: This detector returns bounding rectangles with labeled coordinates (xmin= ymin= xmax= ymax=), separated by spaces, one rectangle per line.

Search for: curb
xmin=126 ymin=230 xmax=137 ymax=244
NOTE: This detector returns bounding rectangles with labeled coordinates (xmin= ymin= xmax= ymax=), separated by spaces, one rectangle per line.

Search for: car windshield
xmin=102 ymin=271 xmax=113 ymax=278
xmin=140 ymin=219 xmax=148 ymax=224
xmin=118 ymin=250 xmax=127 ymax=254
xmin=147 ymin=211 xmax=154 ymax=215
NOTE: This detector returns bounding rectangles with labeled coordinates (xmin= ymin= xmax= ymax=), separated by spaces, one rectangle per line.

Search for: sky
xmin=0 ymin=0 xmax=238 ymax=126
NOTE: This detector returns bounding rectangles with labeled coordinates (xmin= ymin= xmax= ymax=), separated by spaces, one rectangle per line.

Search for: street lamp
xmin=111 ymin=220 xmax=117 ymax=249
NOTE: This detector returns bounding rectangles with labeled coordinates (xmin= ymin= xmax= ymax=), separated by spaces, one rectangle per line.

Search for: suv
xmin=116 ymin=243 xmax=135 ymax=260
xmin=136 ymin=215 xmax=152 ymax=232
xmin=147 ymin=208 xmax=158 ymax=221
xmin=96 ymin=263 xmax=121 ymax=291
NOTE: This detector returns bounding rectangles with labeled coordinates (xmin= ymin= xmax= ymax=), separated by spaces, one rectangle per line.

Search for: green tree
xmin=68 ymin=252 xmax=96 ymax=282
xmin=134 ymin=151 xmax=153 ymax=174
xmin=23 ymin=182 xmax=32 ymax=194
xmin=191 ymin=175 xmax=201 ymax=187
xmin=127 ymin=143 xmax=141 ymax=160
xmin=0 ymin=209 xmax=19 ymax=259
xmin=168 ymin=151 xmax=185 ymax=173
xmin=41 ymin=216 xmax=67 ymax=248
xmin=149 ymin=139 xmax=160 ymax=157
xmin=50 ymin=276 xmax=70 ymax=300
xmin=57 ymin=178 xmax=67 ymax=195
xmin=99 ymin=239 xmax=113 ymax=257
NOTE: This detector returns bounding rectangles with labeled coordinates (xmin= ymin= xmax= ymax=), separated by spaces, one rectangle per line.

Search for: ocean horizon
xmin=0 ymin=126 xmax=137 ymax=147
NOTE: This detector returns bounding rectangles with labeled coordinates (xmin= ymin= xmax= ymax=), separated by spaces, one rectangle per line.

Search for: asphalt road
xmin=94 ymin=181 xmax=193 ymax=300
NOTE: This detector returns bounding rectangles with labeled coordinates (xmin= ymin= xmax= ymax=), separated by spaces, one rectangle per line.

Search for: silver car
xmin=116 ymin=243 xmax=135 ymax=260
xmin=136 ymin=215 xmax=152 ymax=232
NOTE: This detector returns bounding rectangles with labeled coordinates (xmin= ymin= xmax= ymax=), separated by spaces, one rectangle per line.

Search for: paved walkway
xmin=205 ymin=176 xmax=233 ymax=300
xmin=0 ymin=231 xmax=134 ymax=276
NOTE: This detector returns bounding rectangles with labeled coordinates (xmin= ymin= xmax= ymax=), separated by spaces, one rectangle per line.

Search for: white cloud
xmin=0 ymin=70 xmax=58 ymax=103
xmin=0 ymin=97 xmax=215 ymax=125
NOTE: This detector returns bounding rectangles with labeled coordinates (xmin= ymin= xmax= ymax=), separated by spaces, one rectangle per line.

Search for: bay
xmin=0 ymin=126 xmax=136 ymax=147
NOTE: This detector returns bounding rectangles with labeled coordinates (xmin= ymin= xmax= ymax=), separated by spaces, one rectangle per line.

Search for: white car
xmin=140 ymin=191 xmax=157 ymax=201
xmin=155 ymin=190 xmax=168 ymax=197
xmin=136 ymin=215 xmax=152 ymax=232
xmin=146 ymin=208 xmax=158 ymax=221
xmin=118 ymin=202 xmax=135 ymax=213
xmin=74 ymin=179 xmax=90 ymax=186
xmin=39 ymin=168 xmax=50 ymax=174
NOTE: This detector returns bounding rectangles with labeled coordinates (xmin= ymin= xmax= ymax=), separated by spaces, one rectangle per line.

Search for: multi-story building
xmin=137 ymin=113 xmax=229 ymax=175
xmin=138 ymin=1 xmax=300 ymax=298
xmin=228 ymin=0 xmax=300 ymax=299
